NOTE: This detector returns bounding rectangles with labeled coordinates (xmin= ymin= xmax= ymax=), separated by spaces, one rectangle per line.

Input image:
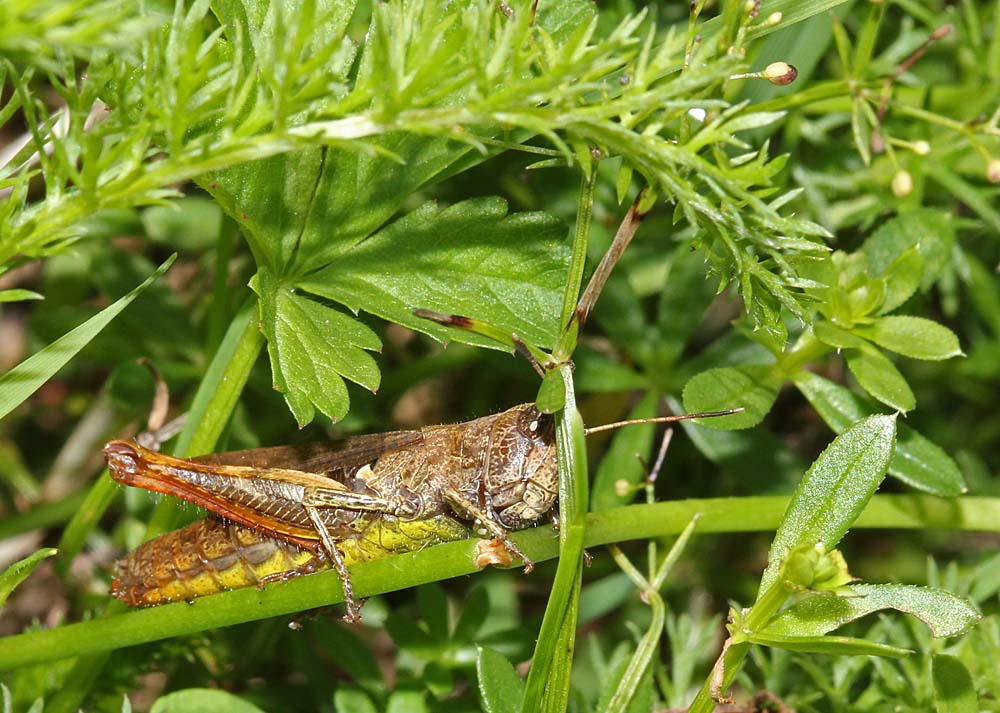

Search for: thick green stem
xmin=3 ymin=495 xmax=996 ymax=674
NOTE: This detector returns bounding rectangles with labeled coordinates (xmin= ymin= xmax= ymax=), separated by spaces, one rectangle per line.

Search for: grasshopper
xmin=106 ymin=403 xmax=558 ymax=620
xmin=106 ymin=403 xmax=735 ymax=620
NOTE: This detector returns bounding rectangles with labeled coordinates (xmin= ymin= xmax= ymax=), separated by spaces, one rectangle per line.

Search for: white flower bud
xmin=987 ymin=158 xmax=1000 ymax=184
xmin=892 ymin=169 xmax=913 ymax=197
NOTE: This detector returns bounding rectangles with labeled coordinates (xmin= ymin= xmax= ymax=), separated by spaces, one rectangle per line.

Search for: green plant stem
xmin=0 ymin=490 xmax=87 ymax=541
xmin=3 ymin=494 xmax=997 ymax=673
xmin=687 ymin=640 xmax=751 ymax=713
xmin=554 ymin=170 xmax=596 ymax=361
xmin=521 ymin=367 xmax=588 ymax=712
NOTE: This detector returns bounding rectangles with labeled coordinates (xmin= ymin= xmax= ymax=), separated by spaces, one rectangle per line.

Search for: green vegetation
xmin=1 ymin=0 xmax=999 ymax=711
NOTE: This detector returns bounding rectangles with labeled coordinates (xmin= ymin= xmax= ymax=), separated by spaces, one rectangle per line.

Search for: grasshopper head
xmin=485 ymin=404 xmax=558 ymax=529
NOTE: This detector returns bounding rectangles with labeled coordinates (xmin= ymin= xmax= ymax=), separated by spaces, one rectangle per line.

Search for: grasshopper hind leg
xmin=304 ymin=506 xmax=363 ymax=622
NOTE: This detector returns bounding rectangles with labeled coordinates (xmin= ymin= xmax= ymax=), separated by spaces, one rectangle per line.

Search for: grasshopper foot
xmin=341 ymin=598 xmax=365 ymax=623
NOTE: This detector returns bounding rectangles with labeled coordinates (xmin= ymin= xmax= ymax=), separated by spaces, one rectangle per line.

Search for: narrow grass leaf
xmin=522 ymin=369 xmax=586 ymax=713
xmin=0 ymin=255 xmax=175 ymax=421
xmin=477 ymin=647 xmax=525 ymax=713
xmin=794 ymin=371 xmax=966 ymax=495
xmin=759 ymin=414 xmax=896 ymax=593
xmin=0 ymin=289 xmax=42 ymax=303
xmin=932 ymin=654 xmax=978 ymax=713
xmin=0 ymin=548 xmax=57 ymax=608
xmin=748 ymin=632 xmax=911 ymax=658
xmin=764 ymin=584 xmax=980 ymax=639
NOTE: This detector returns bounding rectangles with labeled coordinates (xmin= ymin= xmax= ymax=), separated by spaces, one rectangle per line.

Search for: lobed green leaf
xmin=256 ymin=268 xmax=381 ymax=425
xmin=299 ymin=198 xmax=570 ymax=351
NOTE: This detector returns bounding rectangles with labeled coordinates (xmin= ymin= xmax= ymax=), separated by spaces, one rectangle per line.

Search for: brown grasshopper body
xmin=112 ymin=514 xmax=470 ymax=607
xmin=105 ymin=403 xmax=557 ymax=619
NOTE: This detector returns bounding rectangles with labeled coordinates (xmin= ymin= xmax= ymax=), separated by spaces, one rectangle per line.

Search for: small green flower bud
xmin=913 ymin=140 xmax=931 ymax=156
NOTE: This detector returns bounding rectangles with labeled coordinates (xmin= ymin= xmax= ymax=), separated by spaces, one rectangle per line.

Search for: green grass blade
xmin=0 ymin=255 xmax=175 ymax=421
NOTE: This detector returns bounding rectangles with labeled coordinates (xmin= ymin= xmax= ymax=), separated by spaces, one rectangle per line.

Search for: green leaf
xmin=875 ymin=246 xmax=922 ymax=314
xmin=863 ymin=209 xmax=955 ymax=291
xmin=257 ymin=268 xmax=381 ymax=425
xmin=793 ymin=371 xmax=966 ymax=496
xmin=536 ymin=369 xmax=566 ymax=414
xmin=856 ymin=316 xmax=963 ymax=361
xmin=724 ymin=111 xmax=787 ymax=133
xmin=814 ymin=320 xmax=870 ymax=349
xmin=0 ymin=255 xmax=175 ymax=422
xmin=141 ymin=197 xmax=222 ymax=251
xmin=477 ymin=647 xmax=524 ymax=713
xmin=0 ymin=548 xmax=57 ymax=608
xmin=759 ymin=414 xmax=896 ymax=593
xmin=0 ymin=289 xmax=43 ymax=303
xmin=748 ymin=631 xmax=910 ymax=658
xmin=591 ymin=392 xmax=658 ymax=511
xmin=150 ymin=689 xmax=266 ymax=713
xmin=386 ymin=691 xmax=427 ymax=713
xmin=299 ymin=198 xmax=570 ymax=351
xmin=764 ymin=584 xmax=980 ymax=639
xmin=522 ymin=372 xmax=586 ymax=713
xmin=682 ymin=364 xmax=782 ymax=430
xmin=933 ymin=654 xmax=978 ymax=713
xmin=845 ymin=347 xmax=915 ymax=413
xmin=333 ymin=689 xmax=379 ymax=713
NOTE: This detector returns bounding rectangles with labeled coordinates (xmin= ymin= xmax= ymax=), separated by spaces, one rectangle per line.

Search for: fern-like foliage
xmin=1 ymin=0 xmax=838 ymax=419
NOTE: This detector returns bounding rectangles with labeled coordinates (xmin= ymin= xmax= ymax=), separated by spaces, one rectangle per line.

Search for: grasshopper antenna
xmin=583 ymin=408 xmax=743 ymax=436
